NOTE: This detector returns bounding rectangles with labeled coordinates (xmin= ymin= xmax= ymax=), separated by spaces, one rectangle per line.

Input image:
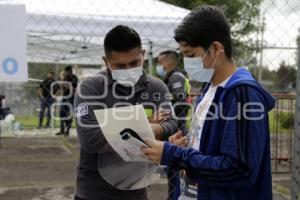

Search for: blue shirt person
xmin=142 ymin=5 xmax=275 ymax=200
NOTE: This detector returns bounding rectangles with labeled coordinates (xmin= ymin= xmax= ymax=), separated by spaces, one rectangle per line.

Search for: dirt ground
xmin=0 ymin=129 xmax=293 ymax=200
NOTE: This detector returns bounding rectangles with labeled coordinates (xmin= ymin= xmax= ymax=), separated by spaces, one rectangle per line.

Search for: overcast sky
xmin=260 ymin=0 xmax=300 ymax=70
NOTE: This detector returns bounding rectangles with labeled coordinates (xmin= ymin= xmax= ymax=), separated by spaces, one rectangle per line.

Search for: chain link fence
xmin=291 ymin=35 xmax=300 ymax=200
xmin=0 ymin=0 xmax=300 ymax=199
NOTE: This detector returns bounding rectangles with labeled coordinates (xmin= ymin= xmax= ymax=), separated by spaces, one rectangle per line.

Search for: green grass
xmin=269 ymin=111 xmax=294 ymax=134
xmin=15 ymin=109 xmax=293 ymax=134
xmin=15 ymin=115 xmax=76 ymax=130
xmin=15 ymin=116 xmax=38 ymax=129
xmin=186 ymin=109 xmax=293 ymax=134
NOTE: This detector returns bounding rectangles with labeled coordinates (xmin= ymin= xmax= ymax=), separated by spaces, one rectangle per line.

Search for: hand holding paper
xmin=93 ymin=105 xmax=156 ymax=162
xmin=94 ymin=105 xmax=163 ymax=190
xmin=141 ymin=140 xmax=164 ymax=165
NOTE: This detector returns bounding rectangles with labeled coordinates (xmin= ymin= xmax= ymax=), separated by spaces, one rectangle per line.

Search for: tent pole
xmin=55 ymin=63 xmax=59 ymax=80
xmin=148 ymin=40 xmax=153 ymax=75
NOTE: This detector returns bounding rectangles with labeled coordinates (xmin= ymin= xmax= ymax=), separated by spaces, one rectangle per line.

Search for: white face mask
xmin=110 ymin=66 xmax=144 ymax=86
xmin=183 ymin=47 xmax=216 ymax=83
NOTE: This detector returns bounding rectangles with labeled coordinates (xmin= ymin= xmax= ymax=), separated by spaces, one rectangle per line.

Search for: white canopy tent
xmin=2 ymin=0 xmax=189 ymax=65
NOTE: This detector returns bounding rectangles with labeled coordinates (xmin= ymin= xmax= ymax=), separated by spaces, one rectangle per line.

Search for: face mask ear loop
xmin=202 ymin=48 xmax=210 ymax=60
xmin=201 ymin=45 xmax=213 ymax=70
xmin=211 ymin=48 xmax=225 ymax=70
xmin=202 ymin=43 xmax=213 ymax=60
xmin=203 ymin=44 xmax=220 ymax=70
xmin=211 ymin=56 xmax=218 ymax=70
xmin=209 ymin=49 xmax=225 ymax=83
xmin=105 ymin=58 xmax=113 ymax=71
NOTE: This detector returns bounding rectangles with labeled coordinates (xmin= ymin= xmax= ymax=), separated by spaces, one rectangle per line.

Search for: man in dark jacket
xmin=157 ymin=50 xmax=190 ymax=135
xmin=56 ymin=66 xmax=78 ymax=136
xmin=156 ymin=50 xmax=191 ymax=198
xmin=73 ymin=25 xmax=178 ymax=200
xmin=38 ymin=71 xmax=56 ymax=129
xmin=143 ymin=5 xmax=275 ymax=200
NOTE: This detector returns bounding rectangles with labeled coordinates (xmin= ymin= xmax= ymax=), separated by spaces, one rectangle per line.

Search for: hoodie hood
xmin=224 ymin=67 xmax=275 ymax=111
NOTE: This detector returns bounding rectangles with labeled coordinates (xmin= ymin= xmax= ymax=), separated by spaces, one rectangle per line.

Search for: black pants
xmin=59 ymin=99 xmax=73 ymax=133
xmin=174 ymin=104 xmax=190 ymax=135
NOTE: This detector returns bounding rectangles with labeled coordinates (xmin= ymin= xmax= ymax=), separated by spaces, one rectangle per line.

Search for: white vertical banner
xmin=0 ymin=4 xmax=27 ymax=82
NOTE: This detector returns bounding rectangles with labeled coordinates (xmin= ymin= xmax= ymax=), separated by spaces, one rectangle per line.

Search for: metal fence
xmin=271 ymin=94 xmax=295 ymax=173
xmin=1 ymin=83 xmax=297 ymax=171
xmin=0 ymin=0 xmax=300 ymax=198
xmin=291 ymin=34 xmax=300 ymax=200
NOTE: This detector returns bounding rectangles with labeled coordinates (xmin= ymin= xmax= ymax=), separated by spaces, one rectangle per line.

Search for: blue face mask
xmin=183 ymin=57 xmax=214 ymax=82
xmin=156 ymin=64 xmax=167 ymax=78
xmin=183 ymin=47 xmax=216 ymax=83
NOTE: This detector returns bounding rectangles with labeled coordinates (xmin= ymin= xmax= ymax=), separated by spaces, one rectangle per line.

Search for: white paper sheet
xmin=94 ymin=105 xmax=155 ymax=162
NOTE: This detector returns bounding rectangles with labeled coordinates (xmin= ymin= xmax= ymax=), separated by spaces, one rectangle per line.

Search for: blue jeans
xmin=38 ymin=97 xmax=54 ymax=126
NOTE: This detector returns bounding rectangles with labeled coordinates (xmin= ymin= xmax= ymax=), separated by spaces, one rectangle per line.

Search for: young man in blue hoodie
xmin=142 ymin=5 xmax=275 ymax=200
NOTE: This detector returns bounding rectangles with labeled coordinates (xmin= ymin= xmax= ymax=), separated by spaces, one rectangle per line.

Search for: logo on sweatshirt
xmin=75 ymin=105 xmax=88 ymax=117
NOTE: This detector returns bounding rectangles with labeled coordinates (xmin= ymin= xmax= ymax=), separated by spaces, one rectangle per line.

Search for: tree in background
xmin=28 ymin=63 xmax=64 ymax=80
xmin=248 ymin=61 xmax=297 ymax=93
xmin=248 ymin=65 xmax=276 ymax=91
xmin=160 ymin=0 xmax=262 ymax=66
xmin=275 ymin=61 xmax=297 ymax=91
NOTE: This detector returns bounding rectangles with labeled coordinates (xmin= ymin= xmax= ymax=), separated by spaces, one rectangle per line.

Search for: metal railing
xmin=271 ymin=93 xmax=295 ymax=173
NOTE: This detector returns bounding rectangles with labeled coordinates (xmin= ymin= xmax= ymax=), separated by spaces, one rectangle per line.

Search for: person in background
xmin=156 ymin=50 xmax=192 ymax=199
xmin=0 ymin=95 xmax=4 ymax=110
xmin=157 ymin=50 xmax=190 ymax=135
xmin=38 ymin=71 xmax=56 ymax=129
xmin=56 ymin=66 xmax=78 ymax=136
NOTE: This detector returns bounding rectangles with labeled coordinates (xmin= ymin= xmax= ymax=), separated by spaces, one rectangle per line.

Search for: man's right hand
xmin=169 ymin=131 xmax=188 ymax=147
